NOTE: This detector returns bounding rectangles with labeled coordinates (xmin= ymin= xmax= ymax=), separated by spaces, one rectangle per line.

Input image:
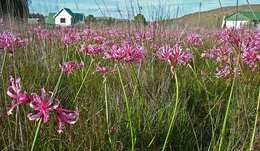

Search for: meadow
xmin=0 ymin=23 xmax=259 ymax=151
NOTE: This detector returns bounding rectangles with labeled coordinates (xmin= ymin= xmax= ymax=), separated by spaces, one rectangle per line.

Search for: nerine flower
xmin=27 ymin=89 xmax=59 ymax=123
xmin=104 ymin=44 xmax=126 ymax=61
xmin=242 ymin=32 xmax=260 ymax=71
xmin=187 ymin=33 xmax=203 ymax=47
xmin=55 ymin=106 xmax=79 ymax=133
xmin=104 ymin=42 xmax=145 ymax=63
xmin=79 ymin=44 xmax=104 ymax=55
xmin=122 ymin=42 xmax=145 ymax=63
xmin=202 ymin=47 xmax=233 ymax=64
xmin=6 ymin=76 xmax=30 ymax=115
xmin=63 ymin=32 xmax=81 ymax=47
xmin=0 ymin=32 xmax=28 ymax=52
xmin=60 ymin=61 xmax=84 ymax=75
xmin=156 ymin=44 xmax=192 ymax=68
xmin=33 ymin=26 xmax=50 ymax=39
xmin=96 ymin=64 xmax=110 ymax=75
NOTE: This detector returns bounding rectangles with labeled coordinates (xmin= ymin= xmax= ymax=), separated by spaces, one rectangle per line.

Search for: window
xmin=60 ymin=18 xmax=66 ymax=23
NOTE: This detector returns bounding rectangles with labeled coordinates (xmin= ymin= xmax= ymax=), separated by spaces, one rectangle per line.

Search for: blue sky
xmin=29 ymin=0 xmax=260 ymax=20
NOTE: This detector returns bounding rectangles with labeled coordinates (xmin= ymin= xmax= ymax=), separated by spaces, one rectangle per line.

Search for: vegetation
xmin=0 ymin=24 xmax=259 ymax=151
xmin=134 ymin=14 xmax=147 ymax=25
xmin=0 ymin=0 xmax=29 ymax=19
xmin=85 ymin=15 xmax=96 ymax=24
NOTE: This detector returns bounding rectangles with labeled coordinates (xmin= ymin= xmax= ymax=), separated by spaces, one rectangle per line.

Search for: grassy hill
xmin=167 ymin=4 xmax=260 ymax=29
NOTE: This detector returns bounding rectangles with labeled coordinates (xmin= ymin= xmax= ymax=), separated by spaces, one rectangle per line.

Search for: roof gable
xmin=54 ymin=8 xmax=74 ymax=17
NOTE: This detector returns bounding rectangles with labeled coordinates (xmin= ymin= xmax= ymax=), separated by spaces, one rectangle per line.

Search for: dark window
xmin=60 ymin=18 xmax=66 ymax=23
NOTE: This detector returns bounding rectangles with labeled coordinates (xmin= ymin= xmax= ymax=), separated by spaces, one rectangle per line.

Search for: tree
xmin=0 ymin=0 xmax=29 ymax=19
xmin=85 ymin=15 xmax=96 ymax=24
xmin=134 ymin=14 xmax=147 ymax=25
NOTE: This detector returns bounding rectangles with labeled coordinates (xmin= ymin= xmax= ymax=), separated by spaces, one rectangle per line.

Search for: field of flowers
xmin=0 ymin=24 xmax=259 ymax=151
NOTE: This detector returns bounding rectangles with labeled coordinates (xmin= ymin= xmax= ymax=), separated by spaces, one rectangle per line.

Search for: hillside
xmin=169 ymin=4 xmax=260 ymax=29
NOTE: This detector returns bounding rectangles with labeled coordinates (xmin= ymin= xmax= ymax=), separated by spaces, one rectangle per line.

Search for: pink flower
xmin=59 ymin=61 xmax=84 ymax=75
xmin=157 ymin=44 xmax=192 ymax=68
xmin=104 ymin=44 xmax=126 ymax=61
xmin=216 ymin=65 xmax=240 ymax=78
xmin=27 ymin=89 xmax=59 ymax=123
xmin=242 ymin=48 xmax=260 ymax=71
xmin=96 ymin=64 xmax=110 ymax=75
xmin=6 ymin=76 xmax=30 ymax=115
xmin=79 ymin=44 xmax=104 ymax=55
xmin=0 ymin=32 xmax=28 ymax=52
xmin=33 ymin=26 xmax=50 ymax=39
xmin=63 ymin=32 xmax=81 ymax=47
xmin=123 ymin=42 xmax=145 ymax=63
xmin=156 ymin=46 xmax=174 ymax=61
xmin=55 ymin=106 xmax=79 ymax=133
xmin=242 ymin=32 xmax=260 ymax=71
xmin=202 ymin=47 xmax=233 ymax=64
xmin=187 ymin=33 xmax=203 ymax=47
xmin=104 ymin=42 xmax=145 ymax=63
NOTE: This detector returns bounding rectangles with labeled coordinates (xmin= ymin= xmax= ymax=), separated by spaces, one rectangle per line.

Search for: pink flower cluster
xmin=63 ymin=31 xmax=81 ymax=47
xmin=96 ymin=64 xmax=111 ymax=75
xmin=60 ymin=61 xmax=84 ymax=75
xmin=0 ymin=32 xmax=28 ymax=52
xmin=33 ymin=26 xmax=50 ymax=39
xmin=156 ymin=44 xmax=193 ymax=68
xmin=6 ymin=76 xmax=79 ymax=133
xmin=104 ymin=41 xmax=145 ymax=63
xmin=186 ymin=33 xmax=203 ymax=47
xmin=79 ymin=44 xmax=104 ymax=55
xmin=217 ymin=28 xmax=251 ymax=48
xmin=242 ymin=32 xmax=260 ymax=71
xmin=202 ymin=47 xmax=239 ymax=78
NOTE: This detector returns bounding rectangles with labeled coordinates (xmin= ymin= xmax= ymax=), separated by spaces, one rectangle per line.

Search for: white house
xmin=223 ymin=11 xmax=260 ymax=29
xmin=46 ymin=8 xmax=84 ymax=26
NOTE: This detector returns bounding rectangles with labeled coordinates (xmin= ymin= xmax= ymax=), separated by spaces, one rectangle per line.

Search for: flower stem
xmin=218 ymin=73 xmax=236 ymax=151
xmin=73 ymin=58 xmax=94 ymax=103
xmin=53 ymin=47 xmax=69 ymax=95
xmin=162 ymin=70 xmax=179 ymax=151
xmin=249 ymin=89 xmax=260 ymax=151
xmin=0 ymin=51 xmax=7 ymax=76
xmin=104 ymin=76 xmax=112 ymax=144
xmin=30 ymin=119 xmax=42 ymax=151
xmin=117 ymin=65 xmax=135 ymax=151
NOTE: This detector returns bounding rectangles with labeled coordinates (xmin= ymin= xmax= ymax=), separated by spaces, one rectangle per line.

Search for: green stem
xmin=117 ymin=65 xmax=135 ymax=151
xmin=53 ymin=47 xmax=70 ymax=95
xmin=104 ymin=77 xmax=112 ymax=144
xmin=31 ymin=119 xmax=42 ymax=151
xmin=249 ymin=89 xmax=260 ymax=151
xmin=162 ymin=70 xmax=179 ymax=151
xmin=72 ymin=58 xmax=94 ymax=103
xmin=218 ymin=73 xmax=236 ymax=151
xmin=0 ymin=51 xmax=7 ymax=76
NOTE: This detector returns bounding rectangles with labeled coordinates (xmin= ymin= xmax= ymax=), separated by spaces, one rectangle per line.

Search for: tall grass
xmin=0 ymin=23 xmax=259 ymax=151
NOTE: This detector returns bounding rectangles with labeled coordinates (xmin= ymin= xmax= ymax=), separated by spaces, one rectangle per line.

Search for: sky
xmin=29 ymin=0 xmax=260 ymax=20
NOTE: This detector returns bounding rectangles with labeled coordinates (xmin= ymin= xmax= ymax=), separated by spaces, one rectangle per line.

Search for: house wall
xmin=225 ymin=20 xmax=248 ymax=29
xmin=55 ymin=10 xmax=72 ymax=26
xmin=256 ymin=24 xmax=260 ymax=31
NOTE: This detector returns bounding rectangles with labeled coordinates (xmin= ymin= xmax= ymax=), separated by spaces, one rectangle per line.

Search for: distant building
xmin=28 ymin=13 xmax=45 ymax=24
xmin=223 ymin=11 xmax=260 ymax=29
xmin=46 ymin=8 xmax=84 ymax=26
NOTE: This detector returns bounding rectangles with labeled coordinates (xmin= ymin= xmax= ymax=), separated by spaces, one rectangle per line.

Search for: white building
xmin=223 ymin=12 xmax=260 ymax=29
xmin=46 ymin=8 xmax=84 ymax=26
